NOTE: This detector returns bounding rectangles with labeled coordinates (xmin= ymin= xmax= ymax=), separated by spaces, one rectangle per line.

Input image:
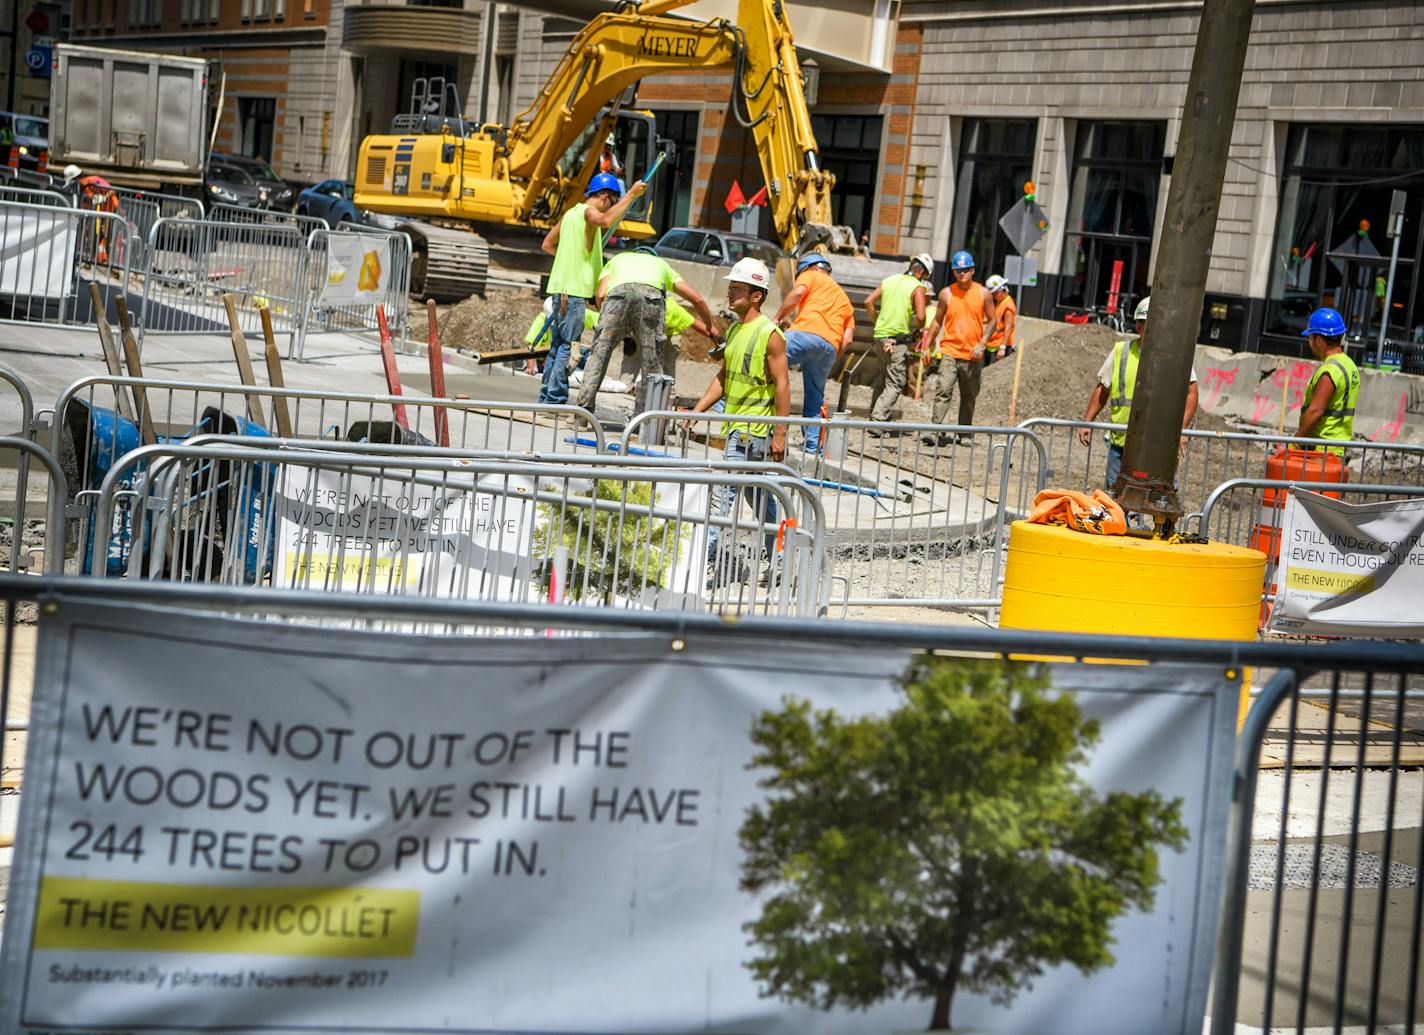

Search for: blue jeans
xmin=1105 ymin=442 xmax=1124 ymax=490
xmin=538 ymin=296 xmax=586 ymax=404
xmin=707 ymin=429 xmax=777 ymax=565
xmin=784 ymin=330 xmax=837 ymax=452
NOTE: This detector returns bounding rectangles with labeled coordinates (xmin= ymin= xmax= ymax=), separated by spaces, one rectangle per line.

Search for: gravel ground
xmin=1248 ymin=842 xmax=1418 ymax=891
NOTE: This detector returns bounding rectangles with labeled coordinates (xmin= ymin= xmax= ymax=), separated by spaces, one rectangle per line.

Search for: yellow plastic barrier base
xmin=998 ymin=521 xmax=1268 ymax=725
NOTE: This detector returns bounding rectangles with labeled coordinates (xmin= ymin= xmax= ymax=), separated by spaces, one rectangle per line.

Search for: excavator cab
xmin=545 ymin=107 xmax=658 ymax=235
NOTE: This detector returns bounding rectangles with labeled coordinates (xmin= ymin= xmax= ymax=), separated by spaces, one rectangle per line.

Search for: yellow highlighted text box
xmin=34 ymin=878 xmax=419 ymax=958
xmin=285 ymin=553 xmax=420 ymax=590
xmin=1285 ymin=566 xmax=1375 ymax=596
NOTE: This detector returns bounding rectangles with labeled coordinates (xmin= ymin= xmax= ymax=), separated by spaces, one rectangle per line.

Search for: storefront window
xmin=1057 ymin=120 xmax=1165 ymax=313
xmin=949 ymin=118 xmax=1036 ymax=286
xmin=811 ymin=114 xmax=882 ymax=241
xmin=1263 ymin=124 xmax=1424 ymax=353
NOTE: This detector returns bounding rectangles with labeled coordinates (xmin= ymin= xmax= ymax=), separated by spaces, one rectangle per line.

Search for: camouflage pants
xmin=577 ymin=283 xmax=665 ymax=410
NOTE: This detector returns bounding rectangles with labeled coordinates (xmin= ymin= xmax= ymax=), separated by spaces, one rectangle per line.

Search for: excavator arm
xmin=505 ymin=0 xmax=845 ymax=255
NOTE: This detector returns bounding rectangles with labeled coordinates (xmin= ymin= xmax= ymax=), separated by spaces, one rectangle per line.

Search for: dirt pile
xmin=407 ymin=291 xmax=545 ymax=353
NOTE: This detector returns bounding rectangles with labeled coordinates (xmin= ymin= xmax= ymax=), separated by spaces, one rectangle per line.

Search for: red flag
xmin=746 ymin=184 xmax=769 ymax=207
xmin=723 ymin=180 xmax=745 ymax=214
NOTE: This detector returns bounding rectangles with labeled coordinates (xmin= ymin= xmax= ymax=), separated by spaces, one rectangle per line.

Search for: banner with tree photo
xmin=2 ymin=601 xmax=1236 ymax=1034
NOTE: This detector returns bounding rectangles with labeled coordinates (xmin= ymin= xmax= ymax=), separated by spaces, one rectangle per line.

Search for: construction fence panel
xmin=1021 ymin=417 xmax=1424 ymax=522
xmin=623 ymin=412 xmax=1047 ymax=610
xmin=295 ymin=226 xmax=412 ymax=359
xmin=0 ymin=436 xmax=69 ymax=576
xmin=87 ymin=445 xmax=826 ymax=617
xmin=0 ymin=185 xmax=72 ymax=207
xmin=0 ymin=202 xmax=133 ymax=329
xmin=140 ymin=216 xmax=306 ymax=339
xmin=209 ymin=201 xmax=328 ymax=236
xmin=106 ymin=185 xmax=204 ymax=271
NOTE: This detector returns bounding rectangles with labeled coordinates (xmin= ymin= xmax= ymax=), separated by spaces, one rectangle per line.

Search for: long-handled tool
xmin=1007 ymin=339 xmax=1027 ymax=423
xmin=221 ymin=293 xmax=267 ymax=428
xmin=259 ymin=306 xmax=294 ymax=438
xmin=114 ymin=296 xmax=158 ymax=445
xmin=89 ymin=283 xmax=136 ymax=423
xmin=426 ymin=299 xmax=450 ymax=447
xmin=375 ymin=304 xmax=410 ymax=430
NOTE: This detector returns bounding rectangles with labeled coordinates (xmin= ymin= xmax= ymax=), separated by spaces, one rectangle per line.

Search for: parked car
xmin=205 ymin=160 xmax=266 ymax=208
xmin=653 ymin=226 xmax=782 ymax=267
xmin=297 ymin=179 xmax=367 ymax=228
xmin=211 ymin=152 xmax=294 ymax=210
xmin=0 ymin=112 xmax=49 ymax=174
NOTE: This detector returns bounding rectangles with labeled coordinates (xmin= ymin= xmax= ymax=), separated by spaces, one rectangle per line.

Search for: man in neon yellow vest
xmin=691 ymin=257 xmax=790 ymax=582
xmin=865 ymin=253 xmax=932 ymax=423
xmin=1294 ymin=306 xmax=1359 ymax=456
xmin=1078 ymin=296 xmax=1199 ymax=490
xmin=536 ymin=171 xmax=646 ymax=404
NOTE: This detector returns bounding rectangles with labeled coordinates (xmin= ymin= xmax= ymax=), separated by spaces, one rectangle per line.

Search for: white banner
xmin=271 ymin=465 xmax=709 ymax=608
xmin=319 ymin=234 xmax=391 ymax=308
xmin=1268 ymin=488 xmax=1424 ymax=637
xmin=0 ymin=209 xmax=75 ymax=299
xmin=1 ymin=601 xmax=1238 ymax=1035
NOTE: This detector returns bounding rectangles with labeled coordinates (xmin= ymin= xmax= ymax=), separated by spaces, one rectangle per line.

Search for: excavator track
xmin=402 ymin=221 xmax=490 ymax=303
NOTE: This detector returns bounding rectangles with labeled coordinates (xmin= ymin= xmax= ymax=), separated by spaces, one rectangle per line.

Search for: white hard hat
xmin=1134 ymin=296 xmax=1151 ymax=321
xmin=724 ymin=257 xmax=772 ymax=291
xmin=62 ymin=164 xmax=82 ymax=183
xmin=985 ymin=274 xmax=1009 ymax=293
xmin=912 ymin=253 xmax=934 ymax=277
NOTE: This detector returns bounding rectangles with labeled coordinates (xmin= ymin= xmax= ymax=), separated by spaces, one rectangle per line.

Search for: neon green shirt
xmin=601 ymin=250 xmax=682 ymax=293
xmin=546 ymin=203 xmax=602 ymax=298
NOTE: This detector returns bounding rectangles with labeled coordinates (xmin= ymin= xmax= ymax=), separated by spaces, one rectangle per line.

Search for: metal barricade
xmin=0 ymin=201 xmax=133 ymax=329
xmin=1021 ymin=417 xmax=1424 ymax=522
xmin=296 ymin=226 xmax=412 ymax=359
xmin=0 ymin=436 xmax=69 ymax=575
xmin=209 ymin=201 xmax=326 ymax=236
xmin=0 ymin=185 xmax=72 ymax=207
xmin=140 ymin=215 xmax=306 ymax=340
xmin=1198 ymin=477 xmax=1422 ymax=552
xmin=106 ymin=185 xmax=203 ymax=271
xmin=623 ymin=411 xmax=1046 ymax=611
xmin=89 ymin=444 xmax=825 ymax=617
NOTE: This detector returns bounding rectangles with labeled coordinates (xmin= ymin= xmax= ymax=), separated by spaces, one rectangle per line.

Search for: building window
xmin=239 ymin=96 xmax=277 ymax=160
xmin=810 ymin=114 xmax=881 ymax=241
xmin=243 ymin=0 xmax=283 ymax=20
xmin=127 ymin=0 xmax=161 ymax=27
xmin=1058 ymin=120 xmax=1166 ymax=313
xmin=648 ymin=109 xmax=699 ymax=235
xmin=1264 ymin=124 xmax=1424 ymax=355
xmin=950 ymin=118 xmax=1036 ymax=287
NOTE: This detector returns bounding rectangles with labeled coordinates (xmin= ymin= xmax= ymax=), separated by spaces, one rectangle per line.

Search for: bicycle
xmin=1091 ymin=291 xmax=1138 ymax=335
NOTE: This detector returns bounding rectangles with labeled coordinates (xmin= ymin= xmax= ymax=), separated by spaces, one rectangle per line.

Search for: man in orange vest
xmin=919 ymin=250 xmax=995 ymax=444
xmin=984 ymin=274 xmax=1016 ymax=364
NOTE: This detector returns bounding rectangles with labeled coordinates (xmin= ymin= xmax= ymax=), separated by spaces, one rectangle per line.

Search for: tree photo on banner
xmin=0 ymin=602 xmax=1239 ymax=1035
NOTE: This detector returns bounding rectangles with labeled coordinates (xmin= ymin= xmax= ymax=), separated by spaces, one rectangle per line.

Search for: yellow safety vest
xmin=1106 ymin=339 xmax=1139 ymax=448
xmin=1304 ymin=351 xmax=1360 ymax=455
xmin=873 ymin=273 xmax=922 ymax=339
xmin=723 ymin=314 xmax=778 ymax=438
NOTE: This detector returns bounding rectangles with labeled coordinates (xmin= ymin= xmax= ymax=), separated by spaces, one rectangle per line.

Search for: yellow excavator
xmin=353 ymin=0 xmax=866 ymax=301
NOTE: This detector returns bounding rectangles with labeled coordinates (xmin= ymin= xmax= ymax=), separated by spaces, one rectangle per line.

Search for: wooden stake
xmin=1007 ymin=341 xmax=1027 ymax=423
xmin=89 ymin=283 xmax=135 ymax=422
xmin=376 ymin=305 xmax=410 ymax=429
xmin=114 ymin=296 xmax=158 ymax=445
xmin=426 ymin=300 xmax=450 ymax=447
xmin=259 ymin=305 xmax=294 ymax=438
xmin=221 ymin=293 xmax=267 ymax=428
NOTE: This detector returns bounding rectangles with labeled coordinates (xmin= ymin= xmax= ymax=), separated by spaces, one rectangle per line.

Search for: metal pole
xmin=1116 ymin=0 xmax=1257 ymax=532
xmin=1376 ymin=205 xmax=1405 ymax=367
xmin=4 ymin=0 xmax=19 ymax=113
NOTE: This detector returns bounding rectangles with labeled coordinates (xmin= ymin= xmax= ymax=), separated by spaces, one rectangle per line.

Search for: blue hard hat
xmin=1301 ymin=307 xmax=1346 ymax=337
xmin=797 ymin=252 xmax=831 ymax=274
xmin=951 ymin=250 xmax=975 ymax=270
xmin=585 ymin=172 xmax=624 ymax=198
xmin=635 ymin=244 xmax=659 ymax=255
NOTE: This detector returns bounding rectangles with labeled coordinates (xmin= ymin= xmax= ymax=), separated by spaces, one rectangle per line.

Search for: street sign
xmin=25 ymin=47 xmax=52 ymax=76
xmin=1004 ymin=254 xmax=1038 ymax=286
xmin=998 ymin=197 xmax=1049 ymax=256
xmin=1388 ymin=189 xmax=1406 ymax=239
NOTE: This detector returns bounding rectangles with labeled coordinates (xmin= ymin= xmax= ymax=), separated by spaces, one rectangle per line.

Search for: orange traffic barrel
xmin=1252 ymin=447 xmax=1348 ymax=627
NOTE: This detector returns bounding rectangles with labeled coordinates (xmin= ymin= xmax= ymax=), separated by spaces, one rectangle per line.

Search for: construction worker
xmin=773 ymin=252 xmax=855 ymax=453
xmin=537 ymin=171 xmax=647 ymax=405
xmin=865 ymin=252 xmax=932 ymax=424
xmin=578 ymin=245 xmax=714 ymax=411
xmin=1078 ymin=296 xmax=1199 ymax=489
xmin=984 ymin=274 xmax=1016 ymax=364
xmin=691 ymin=257 xmax=790 ymax=581
xmin=1295 ymin=306 xmax=1359 ymax=455
xmin=920 ymin=250 xmax=995 ymax=443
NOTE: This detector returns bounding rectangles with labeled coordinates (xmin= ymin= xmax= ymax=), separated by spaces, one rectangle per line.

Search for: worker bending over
xmin=1295 ymin=307 xmax=1359 ymax=455
xmin=773 ymin=252 xmax=855 ymax=454
xmin=537 ymin=172 xmax=646 ymax=404
xmin=920 ymin=250 xmax=995 ymax=444
xmin=865 ymin=253 xmax=932 ymax=425
xmin=691 ymin=258 xmax=790 ymax=585
xmin=984 ymin=274 xmax=1016 ymax=364
xmin=1078 ymin=296 xmax=1199 ymax=490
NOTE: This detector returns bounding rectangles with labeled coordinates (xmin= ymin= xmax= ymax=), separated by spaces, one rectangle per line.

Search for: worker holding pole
xmin=537 ymin=172 xmax=646 ymax=405
xmin=865 ymin=253 xmax=932 ymax=425
xmin=1294 ymin=306 xmax=1359 ymax=455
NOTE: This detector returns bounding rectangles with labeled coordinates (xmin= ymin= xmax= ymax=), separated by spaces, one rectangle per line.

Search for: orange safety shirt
xmin=938 ymin=281 xmax=990 ymax=360
xmin=790 ymin=268 xmax=855 ymax=349
xmin=988 ymin=293 xmax=1017 ymax=351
